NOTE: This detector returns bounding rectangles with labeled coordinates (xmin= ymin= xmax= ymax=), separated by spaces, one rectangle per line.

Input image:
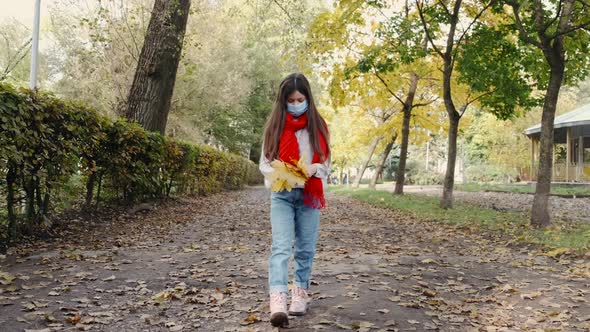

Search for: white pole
xmin=461 ymin=137 xmax=466 ymax=184
xmin=29 ymin=0 xmax=41 ymax=90
xmin=425 ymin=130 xmax=430 ymax=171
xmin=425 ymin=140 xmax=430 ymax=171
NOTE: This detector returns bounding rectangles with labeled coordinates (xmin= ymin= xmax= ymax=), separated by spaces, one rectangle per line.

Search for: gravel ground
xmin=371 ymin=184 xmax=590 ymax=224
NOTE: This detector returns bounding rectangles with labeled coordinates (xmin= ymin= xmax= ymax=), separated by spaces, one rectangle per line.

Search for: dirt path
xmin=0 ymin=187 xmax=588 ymax=332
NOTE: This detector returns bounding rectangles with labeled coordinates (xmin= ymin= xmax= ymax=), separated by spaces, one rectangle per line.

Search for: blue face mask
xmin=286 ymin=100 xmax=308 ymax=117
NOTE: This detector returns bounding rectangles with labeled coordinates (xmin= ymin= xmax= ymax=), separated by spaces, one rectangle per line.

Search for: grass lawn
xmin=455 ymin=182 xmax=590 ymax=196
xmin=328 ymin=186 xmax=590 ymax=253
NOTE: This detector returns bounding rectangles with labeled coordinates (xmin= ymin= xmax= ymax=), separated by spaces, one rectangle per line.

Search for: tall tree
xmin=415 ymin=0 xmax=535 ymax=208
xmin=307 ymin=1 xmax=439 ymax=190
xmin=503 ymin=0 xmax=590 ymax=227
xmin=124 ymin=0 xmax=191 ymax=134
xmin=357 ymin=4 xmax=438 ymax=195
xmin=323 ymin=104 xmax=382 ymax=181
xmin=354 ymin=136 xmax=382 ymax=188
xmin=415 ymin=0 xmax=494 ymax=208
xmin=369 ymin=133 xmax=397 ymax=189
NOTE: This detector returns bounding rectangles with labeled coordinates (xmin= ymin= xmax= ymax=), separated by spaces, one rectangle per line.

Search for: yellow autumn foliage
xmin=268 ymin=157 xmax=310 ymax=192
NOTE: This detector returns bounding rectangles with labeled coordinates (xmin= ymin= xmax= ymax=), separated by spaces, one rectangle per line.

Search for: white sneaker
xmin=269 ymin=292 xmax=288 ymax=327
xmin=288 ymin=286 xmax=311 ymax=316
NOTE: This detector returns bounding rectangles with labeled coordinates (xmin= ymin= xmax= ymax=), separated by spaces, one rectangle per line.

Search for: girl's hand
xmin=306 ymin=164 xmax=317 ymax=177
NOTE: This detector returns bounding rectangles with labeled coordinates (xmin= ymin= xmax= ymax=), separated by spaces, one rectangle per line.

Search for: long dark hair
xmin=262 ymin=73 xmax=330 ymax=162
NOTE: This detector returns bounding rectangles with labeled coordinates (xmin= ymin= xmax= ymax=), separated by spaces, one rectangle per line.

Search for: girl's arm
xmin=312 ymin=154 xmax=331 ymax=179
xmin=259 ymin=146 xmax=275 ymax=177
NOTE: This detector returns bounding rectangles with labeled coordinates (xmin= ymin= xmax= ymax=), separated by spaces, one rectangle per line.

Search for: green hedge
xmin=0 ymin=83 xmax=262 ymax=247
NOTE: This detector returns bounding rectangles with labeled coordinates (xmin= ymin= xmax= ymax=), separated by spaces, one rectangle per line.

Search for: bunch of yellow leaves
xmin=269 ymin=156 xmax=310 ymax=192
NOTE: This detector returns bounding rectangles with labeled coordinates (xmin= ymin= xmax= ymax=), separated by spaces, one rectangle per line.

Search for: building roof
xmin=524 ymin=103 xmax=590 ymax=136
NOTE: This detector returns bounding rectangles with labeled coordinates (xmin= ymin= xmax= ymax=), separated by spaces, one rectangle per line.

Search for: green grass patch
xmin=328 ymin=186 xmax=590 ymax=253
xmin=455 ymin=183 xmax=590 ymax=196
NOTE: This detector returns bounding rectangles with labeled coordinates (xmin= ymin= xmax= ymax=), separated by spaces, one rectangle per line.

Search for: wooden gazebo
xmin=525 ymin=104 xmax=590 ymax=182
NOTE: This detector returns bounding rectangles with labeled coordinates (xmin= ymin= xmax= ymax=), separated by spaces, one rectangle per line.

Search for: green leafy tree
xmin=502 ymin=0 xmax=590 ymax=227
xmin=307 ymin=1 xmax=441 ymax=191
xmin=415 ymin=0 xmax=536 ymax=208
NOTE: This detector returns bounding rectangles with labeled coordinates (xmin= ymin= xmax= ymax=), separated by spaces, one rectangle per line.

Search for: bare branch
xmin=458 ymin=103 xmax=469 ymax=118
xmin=445 ymin=0 xmax=463 ymax=55
xmin=531 ymin=0 xmax=553 ymax=46
xmin=343 ymin=40 xmax=365 ymax=56
xmin=506 ymin=1 xmax=543 ymax=48
xmin=415 ymin=0 xmax=445 ymax=58
xmin=374 ymin=71 xmax=406 ymax=106
xmin=141 ymin=1 xmax=147 ymax=37
xmin=376 ymin=4 xmax=392 ymax=21
xmin=437 ymin=0 xmax=452 ymax=17
xmin=555 ymin=0 xmax=577 ymax=34
xmin=454 ymin=0 xmax=494 ymax=51
xmin=272 ymin=0 xmax=295 ymax=21
xmin=123 ymin=3 xmax=141 ymax=57
xmin=111 ymin=25 xmax=139 ymax=62
xmin=543 ymin=0 xmax=562 ymax=32
xmin=462 ymin=87 xmax=498 ymax=113
xmin=412 ymin=96 xmax=439 ymax=108
xmin=381 ymin=105 xmax=399 ymax=122
xmin=1 ymin=38 xmax=32 ymax=81
xmin=550 ymin=15 xmax=590 ymax=39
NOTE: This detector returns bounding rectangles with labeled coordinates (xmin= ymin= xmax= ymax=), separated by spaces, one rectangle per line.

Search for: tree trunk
xmin=370 ymin=134 xmax=397 ymax=189
xmin=124 ymin=0 xmax=191 ymax=134
xmin=393 ymin=108 xmax=411 ymax=194
xmin=167 ymin=178 xmax=173 ymax=197
xmin=440 ymin=49 xmax=461 ymax=209
xmin=96 ymin=173 xmax=104 ymax=208
xmin=85 ymin=172 xmax=96 ymax=209
xmin=42 ymin=191 xmax=50 ymax=217
xmin=394 ymin=73 xmax=420 ymax=194
xmin=6 ymin=166 xmax=17 ymax=240
xmin=531 ymin=63 xmax=565 ymax=228
xmin=441 ymin=114 xmax=459 ymax=208
xmin=35 ymin=178 xmax=44 ymax=219
xmin=354 ymin=137 xmax=381 ymax=188
xmin=24 ymin=176 xmax=35 ymax=220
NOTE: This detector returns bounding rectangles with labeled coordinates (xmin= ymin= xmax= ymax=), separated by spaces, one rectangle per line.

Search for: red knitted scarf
xmin=278 ymin=112 xmax=328 ymax=209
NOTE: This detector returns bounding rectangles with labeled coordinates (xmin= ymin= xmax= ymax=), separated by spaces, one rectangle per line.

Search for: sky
xmin=0 ymin=0 xmax=55 ymax=27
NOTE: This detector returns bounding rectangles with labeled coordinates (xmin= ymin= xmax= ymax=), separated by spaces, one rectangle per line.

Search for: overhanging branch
xmin=507 ymin=1 xmax=543 ymax=48
xmin=374 ymin=71 xmax=407 ymax=106
xmin=415 ymin=0 xmax=445 ymax=58
xmin=454 ymin=0 xmax=495 ymax=52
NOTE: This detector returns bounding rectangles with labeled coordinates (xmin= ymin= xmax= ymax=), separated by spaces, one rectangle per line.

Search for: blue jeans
xmin=268 ymin=188 xmax=320 ymax=294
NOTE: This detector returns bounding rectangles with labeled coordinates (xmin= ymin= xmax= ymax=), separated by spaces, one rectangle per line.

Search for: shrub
xmin=0 ymin=83 xmax=262 ymax=249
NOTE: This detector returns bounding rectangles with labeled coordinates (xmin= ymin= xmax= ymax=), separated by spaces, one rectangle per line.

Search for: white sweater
xmin=259 ymin=128 xmax=331 ymax=189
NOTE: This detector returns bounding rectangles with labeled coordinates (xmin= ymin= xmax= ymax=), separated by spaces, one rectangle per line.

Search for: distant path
xmin=0 ymin=187 xmax=588 ymax=331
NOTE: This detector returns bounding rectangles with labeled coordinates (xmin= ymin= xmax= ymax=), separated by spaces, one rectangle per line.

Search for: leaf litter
xmin=0 ymin=188 xmax=587 ymax=331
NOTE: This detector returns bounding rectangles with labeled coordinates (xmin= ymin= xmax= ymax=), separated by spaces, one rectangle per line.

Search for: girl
xmin=259 ymin=73 xmax=331 ymax=327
